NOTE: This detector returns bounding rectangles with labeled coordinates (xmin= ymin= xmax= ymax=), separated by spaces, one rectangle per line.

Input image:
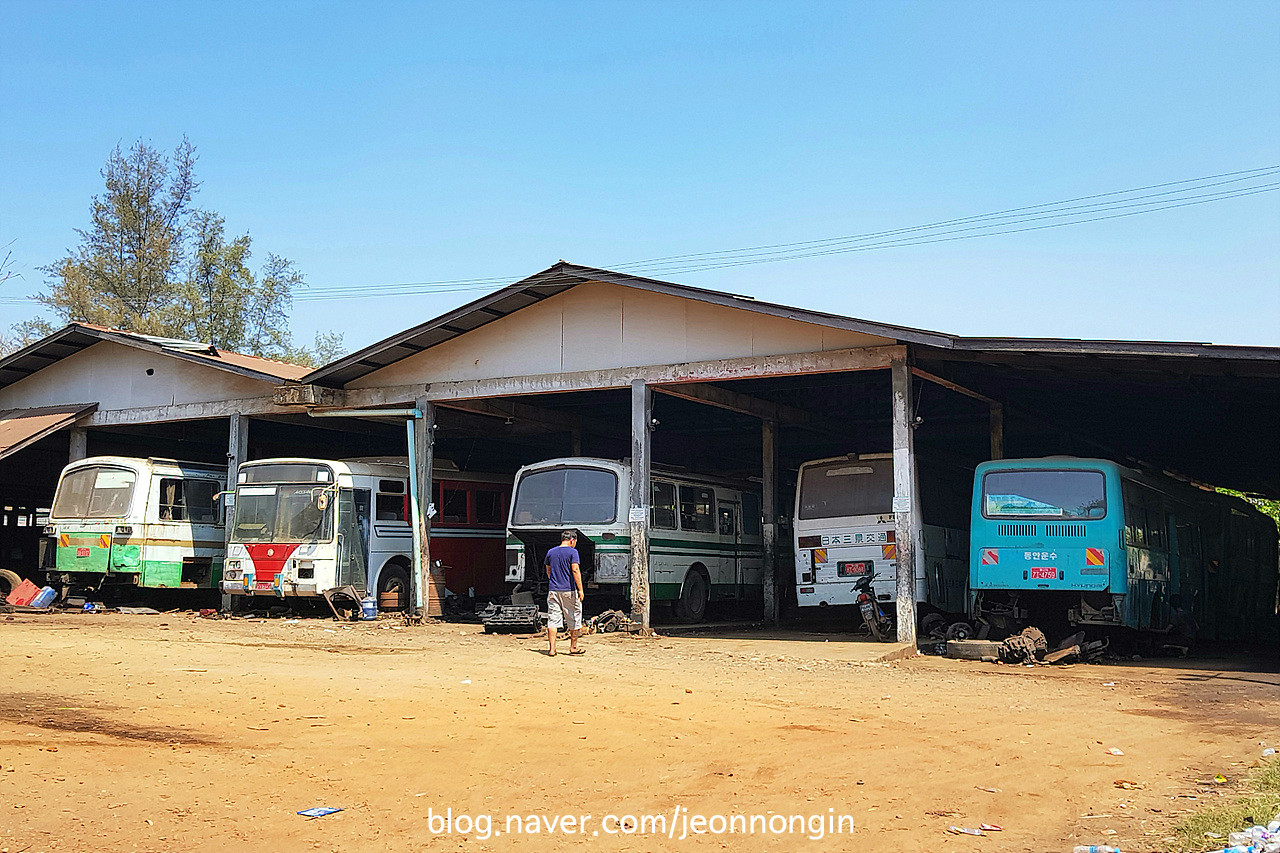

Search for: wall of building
xmin=0 ymin=341 xmax=277 ymax=412
xmin=349 ymin=282 xmax=892 ymax=389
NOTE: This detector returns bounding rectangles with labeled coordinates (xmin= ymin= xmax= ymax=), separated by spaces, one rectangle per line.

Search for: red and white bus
xmin=223 ymin=457 xmax=510 ymax=609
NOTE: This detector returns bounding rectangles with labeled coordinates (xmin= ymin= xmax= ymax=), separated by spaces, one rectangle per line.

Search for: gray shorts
xmin=547 ymin=590 xmax=582 ymax=630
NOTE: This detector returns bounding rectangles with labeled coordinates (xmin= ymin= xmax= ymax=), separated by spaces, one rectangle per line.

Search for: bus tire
xmin=0 ymin=568 xmax=22 ymax=598
xmin=377 ymin=563 xmax=411 ymax=612
xmin=673 ymin=568 xmax=709 ymax=623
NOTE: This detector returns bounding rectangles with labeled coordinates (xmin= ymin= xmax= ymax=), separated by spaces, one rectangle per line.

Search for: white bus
xmin=505 ymin=457 xmax=763 ymax=622
xmin=793 ymin=453 xmax=969 ymax=618
xmin=46 ymin=456 xmax=226 ymax=594
xmin=223 ymin=458 xmax=510 ymax=610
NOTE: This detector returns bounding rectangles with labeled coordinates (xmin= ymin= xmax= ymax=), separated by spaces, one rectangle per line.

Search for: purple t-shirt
xmin=545 ymin=545 xmax=580 ymax=592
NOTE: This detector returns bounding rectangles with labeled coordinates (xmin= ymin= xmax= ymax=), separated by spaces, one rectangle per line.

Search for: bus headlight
xmin=224 ymin=560 xmax=241 ymax=581
xmin=594 ymin=553 xmax=629 ymax=582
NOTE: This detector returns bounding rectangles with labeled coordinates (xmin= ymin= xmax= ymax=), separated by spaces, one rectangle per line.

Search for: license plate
xmin=860 ymin=602 xmax=876 ymax=618
xmin=255 ymin=581 xmax=273 ymax=590
xmin=838 ymin=561 xmax=870 ymax=577
xmin=1029 ymin=567 xmax=1057 ymax=580
xmin=76 ymin=547 xmax=90 ymax=558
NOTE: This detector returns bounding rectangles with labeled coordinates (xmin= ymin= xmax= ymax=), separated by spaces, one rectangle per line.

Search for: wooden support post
xmin=68 ymin=427 xmax=88 ymax=463
xmin=413 ymin=398 xmax=437 ymax=617
xmin=223 ymin=414 xmax=249 ymax=611
xmin=989 ymin=403 xmax=1004 ymax=460
xmin=761 ymin=419 xmax=779 ymax=625
xmin=890 ymin=357 xmax=918 ymax=646
xmin=629 ymin=379 xmax=652 ymax=632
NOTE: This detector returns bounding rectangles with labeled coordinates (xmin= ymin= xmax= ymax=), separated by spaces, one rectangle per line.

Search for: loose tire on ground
xmin=0 ymin=568 xmax=23 ymax=599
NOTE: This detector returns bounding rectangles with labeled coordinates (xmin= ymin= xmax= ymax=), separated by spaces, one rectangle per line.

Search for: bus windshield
xmin=798 ymin=460 xmax=893 ymax=520
xmin=51 ymin=466 xmax=137 ymax=519
xmin=512 ymin=467 xmax=618 ymax=525
xmin=982 ymin=470 xmax=1107 ymax=520
xmin=231 ymin=484 xmax=335 ymax=543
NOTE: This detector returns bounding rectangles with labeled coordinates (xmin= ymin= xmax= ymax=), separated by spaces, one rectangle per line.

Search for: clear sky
xmin=2 ymin=0 xmax=1277 ymax=351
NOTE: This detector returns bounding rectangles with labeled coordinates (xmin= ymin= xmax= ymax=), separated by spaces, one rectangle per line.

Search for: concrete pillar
xmin=628 ymin=379 xmax=652 ymax=632
xmin=412 ymin=398 xmax=436 ymax=617
xmin=890 ymin=356 xmax=918 ymax=645
xmin=761 ymin=419 xmax=779 ymax=625
xmin=222 ymin=414 xmax=249 ymax=610
xmin=68 ymin=427 xmax=88 ymax=463
xmin=989 ymin=403 xmax=1005 ymax=460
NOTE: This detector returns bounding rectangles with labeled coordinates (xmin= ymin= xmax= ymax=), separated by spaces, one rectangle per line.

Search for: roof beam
xmin=436 ymin=398 xmax=583 ymax=434
xmin=341 ymin=345 xmax=905 ymax=406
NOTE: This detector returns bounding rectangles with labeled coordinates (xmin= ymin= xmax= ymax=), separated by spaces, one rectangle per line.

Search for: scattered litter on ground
xmin=119 ymin=606 xmax=162 ymax=615
xmin=1264 ymin=748 xmax=1276 ymax=757
xmin=946 ymin=825 xmax=985 ymax=836
xmin=460 ymin=679 xmax=471 ymax=685
xmin=297 ymin=807 xmax=343 ymax=818
xmin=1114 ymin=779 xmax=1145 ymax=789
xmin=978 ymin=823 xmax=1002 ymax=831
xmin=975 ymin=786 xmax=1001 ymax=793
xmin=1106 ymin=747 xmax=1125 ymax=756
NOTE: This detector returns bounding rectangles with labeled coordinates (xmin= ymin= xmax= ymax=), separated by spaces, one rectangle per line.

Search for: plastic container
xmin=30 ymin=586 xmax=57 ymax=608
xmin=360 ymin=596 xmax=378 ymax=621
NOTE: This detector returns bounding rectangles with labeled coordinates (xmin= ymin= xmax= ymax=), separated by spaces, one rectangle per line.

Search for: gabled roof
xmin=0 ymin=403 xmax=98 ymax=460
xmin=304 ymin=261 xmax=1280 ymax=388
xmin=302 ymin=262 xmax=955 ymax=387
xmin=0 ymin=323 xmax=310 ymax=391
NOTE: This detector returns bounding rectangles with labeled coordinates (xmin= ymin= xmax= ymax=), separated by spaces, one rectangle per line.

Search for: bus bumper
xmin=221 ymin=580 xmax=319 ymax=597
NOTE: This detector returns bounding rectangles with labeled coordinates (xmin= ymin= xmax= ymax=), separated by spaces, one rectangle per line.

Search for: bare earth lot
xmin=1 ymin=613 xmax=1277 ymax=853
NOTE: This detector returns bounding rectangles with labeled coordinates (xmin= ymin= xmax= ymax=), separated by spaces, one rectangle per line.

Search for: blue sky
xmin=1 ymin=0 xmax=1277 ymax=351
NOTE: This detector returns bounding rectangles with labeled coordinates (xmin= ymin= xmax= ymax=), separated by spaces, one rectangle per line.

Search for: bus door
xmin=718 ymin=500 xmax=740 ymax=600
xmin=337 ymin=488 xmax=371 ymax=592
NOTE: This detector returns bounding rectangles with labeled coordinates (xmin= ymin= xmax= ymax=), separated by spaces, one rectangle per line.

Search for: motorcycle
xmin=853 ymin=569 xmax=895 ymax=642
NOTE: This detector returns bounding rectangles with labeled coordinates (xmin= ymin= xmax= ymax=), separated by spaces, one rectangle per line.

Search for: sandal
xmin=569 ymin=648 xmax=585 ymax=655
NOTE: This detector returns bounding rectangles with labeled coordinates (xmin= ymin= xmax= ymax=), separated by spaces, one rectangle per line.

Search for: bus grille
xmin=1045 ymin=523 xmax=1086 ymax=537
xmin=997 ymin=523 xmax=1037 ymax=536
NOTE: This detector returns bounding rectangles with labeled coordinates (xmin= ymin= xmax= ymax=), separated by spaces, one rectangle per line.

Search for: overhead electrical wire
xmin=1 ymin=166 xmax=1276 ymax=308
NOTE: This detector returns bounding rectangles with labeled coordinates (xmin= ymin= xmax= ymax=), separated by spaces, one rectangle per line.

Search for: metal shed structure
xmin=283 ymin=262 xmax=1280 ymax=640
xmin=0 ymin=324 xmax=311 ymax=575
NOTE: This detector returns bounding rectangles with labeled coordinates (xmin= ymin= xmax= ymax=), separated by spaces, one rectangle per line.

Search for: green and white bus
xmin=45 ymin=456 xmax=227 ymax=595
xmin=505 ymin=457 xmax=763 ymax=622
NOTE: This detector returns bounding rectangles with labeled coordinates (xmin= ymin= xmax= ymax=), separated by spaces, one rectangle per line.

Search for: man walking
xmin=545 ymin=529 xmax=584 ymax=656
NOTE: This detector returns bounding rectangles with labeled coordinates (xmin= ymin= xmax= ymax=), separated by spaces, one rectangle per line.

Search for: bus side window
xmin=376 ymin=480 xmax=407 ymax=522
xmin=741 ymin=492 xmax=761 ymax=536
xmin=651 ymin=482 xmax=676 ymax=529
xmin=475 ymin=489 xmax=504 ymax=527
xmin=159 ymin=478 xmax=184 ymax=521
xmin=441 ymin=486 xmax=469 ymax=525
xmin=679 ymin=486 xmax=715 ymax=533
xmin=185 ymin=480 xmax=218 ymax=524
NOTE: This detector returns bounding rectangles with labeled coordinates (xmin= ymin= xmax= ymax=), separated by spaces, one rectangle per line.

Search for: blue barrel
xmin=31 ymin=586 xmax=57 ymax=608
xmin=360 ymin=596 xmax=378 ymax=621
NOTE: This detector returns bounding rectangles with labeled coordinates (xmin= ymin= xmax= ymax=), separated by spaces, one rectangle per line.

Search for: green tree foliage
xmin=23 ymin=138 xmax=343 ymax=366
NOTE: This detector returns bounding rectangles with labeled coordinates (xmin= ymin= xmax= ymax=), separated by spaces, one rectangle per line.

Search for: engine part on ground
xmin=945 ymin=639 xmax=1005 ymax=660
xmin=480 ymin=603 xmax=541 ymax=633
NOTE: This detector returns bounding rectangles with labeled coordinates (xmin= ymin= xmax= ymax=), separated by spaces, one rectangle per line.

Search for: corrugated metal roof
xmin=0 ymin=403 xmax=97 ymax=459
xmin=0 ymin=324 xmax=310 ymax=391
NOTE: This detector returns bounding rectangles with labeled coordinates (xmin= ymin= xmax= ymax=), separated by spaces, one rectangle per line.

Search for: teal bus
xmin=970 ymin=457 xmax=1278 ymax=642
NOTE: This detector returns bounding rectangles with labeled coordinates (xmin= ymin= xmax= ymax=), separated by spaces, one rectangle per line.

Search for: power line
xmin=292 ymin=165 xmax=1280 ymax=300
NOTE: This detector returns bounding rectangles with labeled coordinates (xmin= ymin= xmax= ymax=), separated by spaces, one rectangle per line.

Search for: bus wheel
xmin=0 ymin=569 xmax=22 ymax=598
xmin=377 ymin=565 xmax=411 ymax=612
xmin=673 ymin=569 xmax=709 ymax=623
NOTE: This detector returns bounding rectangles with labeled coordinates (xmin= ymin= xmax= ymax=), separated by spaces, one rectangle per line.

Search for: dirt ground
xmin=1 ymin=613 xmax=1277 ymax=853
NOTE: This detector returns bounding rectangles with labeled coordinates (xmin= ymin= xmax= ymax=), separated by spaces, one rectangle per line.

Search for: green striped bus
xmin=505 ymin=458 xmax=763 ymax=622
